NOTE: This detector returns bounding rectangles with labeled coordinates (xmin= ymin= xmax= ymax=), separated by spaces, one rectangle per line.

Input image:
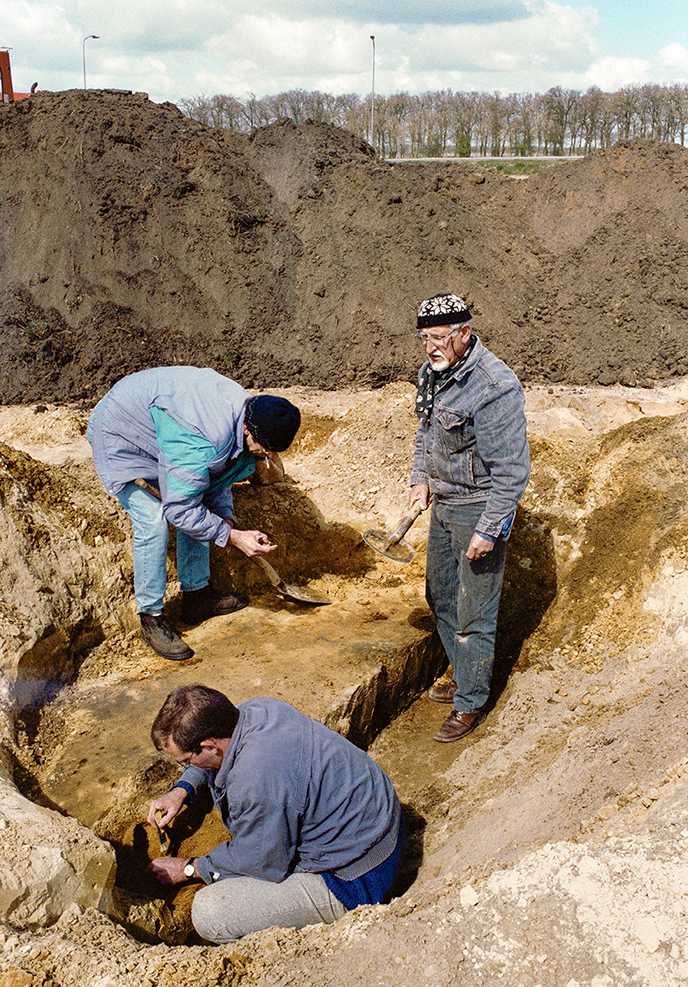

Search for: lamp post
xmin=370 ymin=35 xmax=375 ymax=153
xmin=82 ymin=34 xmax=99 ymax=89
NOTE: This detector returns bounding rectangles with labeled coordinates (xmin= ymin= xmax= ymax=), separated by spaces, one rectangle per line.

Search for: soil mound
xmin=2 ymin=89 xmax=688 ymax=402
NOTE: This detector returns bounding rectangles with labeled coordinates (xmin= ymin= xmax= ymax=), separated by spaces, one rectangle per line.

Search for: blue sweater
xmin=89 ymin=367 xmax=255 ymax=546
xmin=174 ymin=698 xmax=403 ymax=907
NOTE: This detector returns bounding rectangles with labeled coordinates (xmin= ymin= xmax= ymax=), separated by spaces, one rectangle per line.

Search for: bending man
xmin=147 ymin=684 xmax=404 ymax=942
xmin=88 ymin=366 xmax=300 ymax=660
xmin=409 ymin=293 xmax=530 ymax=742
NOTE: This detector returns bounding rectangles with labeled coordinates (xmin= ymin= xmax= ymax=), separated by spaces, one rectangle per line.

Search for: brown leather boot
xmin=140 ymin=612 xmax=194 ymax=661
xmin=181 ymin=586 xmax=249 ymax=625
xmin=428 ymin=677 xmax=458 ymax=703
xmin=433 ymin=709 xmax=487 ymax=743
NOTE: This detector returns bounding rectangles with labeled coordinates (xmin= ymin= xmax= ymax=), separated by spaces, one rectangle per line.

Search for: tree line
xmin=178 ymin=83 xmax=688 ymax=158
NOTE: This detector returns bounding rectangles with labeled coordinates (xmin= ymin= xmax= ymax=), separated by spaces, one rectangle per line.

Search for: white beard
xmin=428 ymin=355 xmax=451 ymax=371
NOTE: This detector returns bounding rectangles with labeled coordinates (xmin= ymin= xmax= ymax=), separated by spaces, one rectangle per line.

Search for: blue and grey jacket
xmin=89 ymin=367 xmax=257 ymax=546
xmin=174 ymin=697 xmax=402 ymax=890
xmin=411 ymin=336 xmax=530 ymax=540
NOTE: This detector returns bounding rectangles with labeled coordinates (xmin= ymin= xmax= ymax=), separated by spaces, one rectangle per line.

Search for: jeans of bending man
xmin=116 ymin=480 xmax=212 ymax=613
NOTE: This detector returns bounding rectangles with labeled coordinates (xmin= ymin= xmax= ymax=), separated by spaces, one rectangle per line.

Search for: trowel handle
xmin=134 ymin=477 xmax=162 ymax=500
xmin=252 ymin=555 xmax=283 ymax=588
xmin=383 ymin=501 xmax=423 ymax=549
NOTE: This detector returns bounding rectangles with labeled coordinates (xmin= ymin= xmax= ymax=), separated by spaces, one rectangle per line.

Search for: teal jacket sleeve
xmin=151 ymin=407 xmax=235 ymax=545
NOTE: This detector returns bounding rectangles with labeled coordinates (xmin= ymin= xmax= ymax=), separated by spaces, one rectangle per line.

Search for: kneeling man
xmin=147 ymin=685 xmax=404 ymax=942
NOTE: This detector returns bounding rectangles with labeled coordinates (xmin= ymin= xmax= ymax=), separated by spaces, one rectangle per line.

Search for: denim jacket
xmin=410 ymin=336 xmax=530 ymax=539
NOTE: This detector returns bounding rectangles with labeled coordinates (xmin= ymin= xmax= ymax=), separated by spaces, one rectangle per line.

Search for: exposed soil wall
xmin=3 ymin=91 xmax=688 ymax=402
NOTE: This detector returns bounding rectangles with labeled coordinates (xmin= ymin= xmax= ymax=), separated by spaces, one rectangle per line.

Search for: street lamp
xmin=370 ymin=35 xmax=375 ymax=153
xmin=82 ymin=34 xmax=99 ymax=89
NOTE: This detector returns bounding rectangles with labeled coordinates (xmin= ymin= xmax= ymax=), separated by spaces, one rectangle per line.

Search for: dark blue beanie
xmin=245 ymin=396 xmax=301 ymax=452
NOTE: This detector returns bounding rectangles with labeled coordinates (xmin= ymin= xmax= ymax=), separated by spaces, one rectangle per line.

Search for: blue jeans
xmin=426 ymin=499 xmax=507 ymax=712
xmin=191 ymin=872 xmax=347 ymax=943
xmin=116 ymin=481 xmax=210 ymax=614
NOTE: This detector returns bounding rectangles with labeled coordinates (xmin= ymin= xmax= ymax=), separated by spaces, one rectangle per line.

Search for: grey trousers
xmin=191 ymin=871 xmax=347 ymax=943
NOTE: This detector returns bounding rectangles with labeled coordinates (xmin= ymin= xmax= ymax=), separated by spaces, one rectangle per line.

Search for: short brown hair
xmin=151 ymin=684 xmax=239 ymax=753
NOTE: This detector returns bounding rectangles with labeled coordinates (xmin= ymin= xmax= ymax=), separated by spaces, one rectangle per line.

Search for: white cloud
xmin=167 ymin=4 xmax=603 ymax=101
xmin=577 ymin=56 xmax=651 ymax=91
xmin=573 ymin=46 xmax=688 ymax=93
xmin=2 ymin=0 xmax=685 ymax=105
xmin=656 ymin=43 xmax=688 ymax=80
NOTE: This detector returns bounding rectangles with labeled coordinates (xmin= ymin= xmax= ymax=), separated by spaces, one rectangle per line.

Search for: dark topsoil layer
xmin=2 ymin=88 xmax=688 ymax=403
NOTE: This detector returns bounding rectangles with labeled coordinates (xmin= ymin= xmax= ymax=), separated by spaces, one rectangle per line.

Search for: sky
xmin=3 ymin=0 xmax=688 ymax=106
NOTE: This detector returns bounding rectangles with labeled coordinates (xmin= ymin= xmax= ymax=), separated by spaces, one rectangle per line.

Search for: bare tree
xmin=543 ymin=86 xmax=580 ymax=154
xmin=474 ymin=92 xmax=492 ymax=155
xmin=449 ymin=91 xmax=479 ymax=157
xmin=502 ymin=92 xmax=523 ymax=155
xmin=177 ymin=82 xmax=688 ymax=157
xmin=577 ymin=86 xmax=605 ymax=154
xmin=178 ymin=95 xmax=214 ymax=128
xmin=407 ymin=93 xmax=433 ymax=157
xmin=380 ymin=92 xmax=412 ymax=158
xmin=669 ymin=85 xmax=688 ymax=145
xmin=303 ymin=91 xmax=337 ymax=122
xmin=612 ymin=86 xmax=639 ymax=140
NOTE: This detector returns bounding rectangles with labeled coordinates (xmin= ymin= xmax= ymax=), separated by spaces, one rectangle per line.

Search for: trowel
xmin=252 ymin=555 xmax=331 ymax=606
xmin=133 ymin=477 xmax=330 ymax=606
xmin=362 ymin=502 xmax=423 ymax=563
xmin=154 ymin=809 xmax=170 ymax=854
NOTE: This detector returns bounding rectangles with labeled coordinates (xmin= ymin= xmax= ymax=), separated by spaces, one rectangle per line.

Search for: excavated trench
xmin=0 ymin=389 xmax=584 ymax=945
xmin=6 ymin=386 xmax=688 ymax=985
xmin=13 ymin=588 xmax=445 ymax=943
xmin=7 ymin=488 xmax=555 ymax=944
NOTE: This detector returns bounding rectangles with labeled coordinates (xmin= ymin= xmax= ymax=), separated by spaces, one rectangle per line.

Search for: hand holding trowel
xmin=133 ymin=478 xmax=330 ymax=606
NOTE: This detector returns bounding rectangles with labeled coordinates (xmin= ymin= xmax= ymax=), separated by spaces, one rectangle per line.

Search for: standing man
xmin=146 ymin=685 xmax=404 ymax=942
xmin=88 ymin=367 xmax=301 ymax=661
xmin=409 ymin=293 xmax=530 ymax=742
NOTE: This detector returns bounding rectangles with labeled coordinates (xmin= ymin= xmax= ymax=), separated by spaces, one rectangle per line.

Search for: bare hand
xmin=147 ymin=787 xmax=187 ymax=832
xmin=229 ymin=527 xmax=277 ymax=558
xmin=147 ymin=856 xmax=193 ymax=886
xmin=466 ymin=533 xmax=495 ymax=561
xmin=409 ymin=484 xmax=431 ymax=511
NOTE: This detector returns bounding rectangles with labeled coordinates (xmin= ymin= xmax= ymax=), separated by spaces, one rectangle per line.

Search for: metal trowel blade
xmin=154 ymin=808 xmax=170 ymax=854
xmin=362 ymin=529 xmax=415 ymax=563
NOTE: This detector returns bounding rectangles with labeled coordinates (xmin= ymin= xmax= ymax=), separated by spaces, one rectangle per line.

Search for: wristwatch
xmin=183 ymin=859 xmax=196 ymax=879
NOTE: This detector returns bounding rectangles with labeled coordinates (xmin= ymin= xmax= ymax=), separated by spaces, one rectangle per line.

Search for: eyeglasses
xmin=414 ymin=329 xmax=459 ymax=345
xmin=173 ymin=750 xmax=200 ymax=767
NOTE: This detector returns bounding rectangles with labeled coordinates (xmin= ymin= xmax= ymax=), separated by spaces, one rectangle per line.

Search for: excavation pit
xmin=0 ymin=388 xmax=556 ymax=943
xmin=15 ymin=586 xmax=445 ymax=942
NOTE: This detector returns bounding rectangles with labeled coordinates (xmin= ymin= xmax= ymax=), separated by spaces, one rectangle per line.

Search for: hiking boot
xmin=433 ymin=709 xmax=487 ymax=743
xmin=140 ymin=612 xmax=194 ymax=661
xmin=428 ymin=677 xmax=458 ymax=703
xmin=181 ymin=586 xmax=249 ymax=625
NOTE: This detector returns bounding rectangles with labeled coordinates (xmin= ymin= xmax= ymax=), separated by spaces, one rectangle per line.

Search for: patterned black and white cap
xmin=416 ymin=293 xmax=471 ymax=330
